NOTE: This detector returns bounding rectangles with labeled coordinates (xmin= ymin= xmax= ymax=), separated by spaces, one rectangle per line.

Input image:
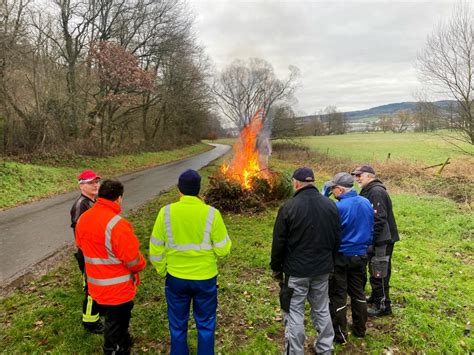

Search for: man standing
xmin=76 ymin=180 xmax=146 ymax=354
xmin=70 ymin=169 xmax=103 ymax=333
xmin=351 ymin=165 xmax=399 ymax=317
xmin=149 ymin=169 xmax=231 ymax=355
xmin=325 ymin=173 xmax=373 ymax=343
xmin=271 ymin=167 xmax=340 ymax=355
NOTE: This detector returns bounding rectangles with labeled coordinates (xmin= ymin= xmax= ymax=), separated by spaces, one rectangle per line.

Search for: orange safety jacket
xmin=76 ymin=198 xmax=146 ymax=305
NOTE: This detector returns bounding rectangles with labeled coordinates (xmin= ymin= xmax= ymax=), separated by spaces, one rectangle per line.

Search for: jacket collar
xmin=337 ymin=190 xmax=357 ymax=200
xmin=96 ymin=197 xmax=121 ymax=214
xmin=179 ymin=195 xmax=204 ymax=204
xmin=293 ymin=184 xmax=318 ymax=197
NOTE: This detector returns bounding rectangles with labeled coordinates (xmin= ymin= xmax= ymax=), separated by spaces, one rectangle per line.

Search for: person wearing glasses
xmin=70 ymin=169 xmax=104 ymax=334
xmin=351 ymin=165 xmax=399 ymax=317
xmin=324 ymin=172 xmax=373 ymax=344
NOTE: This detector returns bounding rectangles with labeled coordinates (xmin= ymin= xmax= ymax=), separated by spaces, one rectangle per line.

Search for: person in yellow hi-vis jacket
xmin=149 ymin=169 xmax=231 ymax=355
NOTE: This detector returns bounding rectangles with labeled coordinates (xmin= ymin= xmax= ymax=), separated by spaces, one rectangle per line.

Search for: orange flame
xmin=221 ymin=109 xmax=269 ymax=189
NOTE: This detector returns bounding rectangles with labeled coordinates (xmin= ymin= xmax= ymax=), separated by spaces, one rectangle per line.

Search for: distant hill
xmin=299 ymin=100 xmax=456 ymax=123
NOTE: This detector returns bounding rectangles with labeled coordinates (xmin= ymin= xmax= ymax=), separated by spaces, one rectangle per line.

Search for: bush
xmin=204 ymin=170 xmax=293 ymax=213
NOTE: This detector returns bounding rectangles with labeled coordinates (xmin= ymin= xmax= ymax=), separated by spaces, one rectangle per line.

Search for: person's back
xmin=272 ymin=185 xmax=340 ymax=278
xmin=149 ymin=169 xmax=231 ymax=355
xmin=325 ymin=172 xmax=374 ymax=343
xmin=337 ymin=191 xmax=373 ymax=255
xmin=152 ymin=195 xmax=230 ymax=280
xmin=271 ymin=167 xmax=340 ymax=355
xmin=76 ymin=179 xmax=146 ymax=354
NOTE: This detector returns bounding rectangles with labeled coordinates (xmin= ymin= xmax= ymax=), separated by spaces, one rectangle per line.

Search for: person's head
xmin=351 ymin=165 xmax=376 ymax=188
xmin=292 ymin=167 xmax=315 ymax=190
xmin=78 ymin=169 xmax=101 ymax=200
xmin=325 ymin=172 xmax=354 ymax=199
xmin=178 ymin=169 xmax=201 ymax=196
xmin=98 ymin=179 xmax=124 ymax=205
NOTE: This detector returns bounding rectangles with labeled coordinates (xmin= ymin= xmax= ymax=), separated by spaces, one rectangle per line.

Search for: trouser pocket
xmin=370 ymin=256 xmax=390 ymax=279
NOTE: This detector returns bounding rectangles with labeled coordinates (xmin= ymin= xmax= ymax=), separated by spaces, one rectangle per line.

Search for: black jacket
xmin=359 ymin=179 xmax=399 ymax=246
xmin=271 ymin=185 xmax=341 ymax=278
xmin=70 ymin=194 xmax=94 ymax=237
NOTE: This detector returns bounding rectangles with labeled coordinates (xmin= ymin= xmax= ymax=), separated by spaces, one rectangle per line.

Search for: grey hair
xmin=339 ymin=186 xmax=353 ymax=193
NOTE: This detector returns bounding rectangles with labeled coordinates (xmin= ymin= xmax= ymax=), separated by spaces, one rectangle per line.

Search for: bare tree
xmin=391 ymin=110 xmax=413 ymax=133
xmin=212 ymin=58 xmax=299 ymax=130
xmin=271 ymin=104 xmax=297 ymax=138
xmin=417 ymin=1 xmax=474 ymax=148
xmin=377 ymin=114 xmax=393 ymax=133
xmin=324 ymin=105 xmax=346 ymax=135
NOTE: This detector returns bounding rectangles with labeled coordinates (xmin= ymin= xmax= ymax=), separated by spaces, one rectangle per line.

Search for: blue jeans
xmin=165 ymin=274 xmax=217 ymax=355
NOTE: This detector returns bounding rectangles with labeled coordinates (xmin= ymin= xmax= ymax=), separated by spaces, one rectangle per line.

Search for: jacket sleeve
xmin=149 ymin=208 xmax=167 ymax=277
xmin=369 ymin=189 xmax=391 ymax=246
xmin=211 ymin=209 xmax=231 ymax=257
xmin=270 ymin=205 xmax=288 ymax=272
xmin=112 ymin=219 xmax=146 ymax=273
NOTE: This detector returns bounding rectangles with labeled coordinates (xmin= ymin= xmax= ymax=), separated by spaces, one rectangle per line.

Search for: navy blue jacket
xmin=336 ymin=190 xmax=373 ymax=256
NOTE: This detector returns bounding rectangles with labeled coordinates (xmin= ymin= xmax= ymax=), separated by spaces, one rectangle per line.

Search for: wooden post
xmin=437 ymin=157 xmax=450 ymax=175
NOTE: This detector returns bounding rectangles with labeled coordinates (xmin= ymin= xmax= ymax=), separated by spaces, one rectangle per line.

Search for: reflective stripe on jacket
xmin=149 ymin=195 xmax=231 ymax=280
xmin=76 ymin=198 xmax=146 ymax=305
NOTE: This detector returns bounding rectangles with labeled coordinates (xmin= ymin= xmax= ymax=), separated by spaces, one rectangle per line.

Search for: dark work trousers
xmin=100 ymin=301 xmax=134 ymax=355
xmin=368 ymin=243 xmax=394 ymax=311
xmin=329 ymin=254 xmax=368 ymax=342
xmin=75 ymin=249 xmax=101 ymax=327
xmin=165 ymin=274 xmax=217 ymax=355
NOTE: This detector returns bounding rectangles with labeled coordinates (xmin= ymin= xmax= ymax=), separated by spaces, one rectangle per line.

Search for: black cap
xmin=351 ymin=165 xmax=376 ymax=175
xmin=292 ymin=167 xmax=315 ymax=182
xmin=178 ymin=169 xmax=201 ymax=196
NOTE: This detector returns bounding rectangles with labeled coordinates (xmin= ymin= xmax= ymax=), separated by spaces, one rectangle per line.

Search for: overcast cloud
xmin=188 ymin=0 xmax=454 ymax=114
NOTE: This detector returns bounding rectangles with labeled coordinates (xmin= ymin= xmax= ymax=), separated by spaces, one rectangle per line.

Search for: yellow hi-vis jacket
xmin=149 ymin=196 xmax=231 ymax=280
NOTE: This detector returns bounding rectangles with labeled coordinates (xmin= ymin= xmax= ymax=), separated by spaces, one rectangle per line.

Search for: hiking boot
xmin=83 ymin=322 xmax=104 ymax=334
xmin=367 ymin=306 xmax=392 ymax=317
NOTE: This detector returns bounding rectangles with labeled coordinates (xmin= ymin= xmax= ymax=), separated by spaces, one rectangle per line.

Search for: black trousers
xmin=75 ymin=249 xmax=101 ymax=327
xmin=368 ymin=243 xmax=394 ymax=310
xmin=100 ymin=301 xmax=134 ymax=355
xmin=329 ymin=254 xmax=368 ymax=341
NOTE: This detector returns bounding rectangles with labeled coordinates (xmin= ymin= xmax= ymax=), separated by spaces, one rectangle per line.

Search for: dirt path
xmin=0 ymin=143 xmax=230 ymax=287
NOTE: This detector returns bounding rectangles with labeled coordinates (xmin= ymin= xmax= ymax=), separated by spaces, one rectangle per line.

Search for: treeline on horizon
xmin=1 ymin=0 xmax=224 ymax=157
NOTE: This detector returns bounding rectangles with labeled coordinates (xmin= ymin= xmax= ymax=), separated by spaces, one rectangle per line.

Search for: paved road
xmin=0 ymin=143 xmax=230 ymax=286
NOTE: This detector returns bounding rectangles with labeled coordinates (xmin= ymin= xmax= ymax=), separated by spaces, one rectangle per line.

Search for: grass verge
xmin=0 ymin=143 xmax=212 ymax=210
xmin=0 ymin=156 xmax=472 ymax=353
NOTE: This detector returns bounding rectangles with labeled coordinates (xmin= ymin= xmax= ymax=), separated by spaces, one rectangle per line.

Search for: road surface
xmin=0 ymin=143 xmax=230 ymax=286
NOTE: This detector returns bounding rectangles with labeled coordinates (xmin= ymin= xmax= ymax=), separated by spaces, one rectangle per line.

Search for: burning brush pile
xmin=204 ymin=110 xmax=293 ymax=213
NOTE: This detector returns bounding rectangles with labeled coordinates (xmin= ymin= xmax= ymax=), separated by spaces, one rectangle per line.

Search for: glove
xmin=272 ymin=271 xmax=283 ymax=282
xmin=322 ymin=182 xmax=332 ymax=197
xmin=133 ymin=273 xmax=141 ymax=286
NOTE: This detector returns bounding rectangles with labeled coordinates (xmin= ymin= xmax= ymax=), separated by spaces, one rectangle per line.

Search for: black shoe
xmin=84 ymin=322 xmax=104 ymax=334
xmin=367 ymin=306 xmax=392 ymax=317
xmin=366 ymin=295 xmax=374 ymax=304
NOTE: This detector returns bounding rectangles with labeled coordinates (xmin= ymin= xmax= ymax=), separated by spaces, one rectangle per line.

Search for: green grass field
xmin=0 ymin=143 xmax=211 ymax=210
xmin=296 ymin=131 xmax=473 ymax=165
xmin=1 ymin=146 xmax=472 ymax=353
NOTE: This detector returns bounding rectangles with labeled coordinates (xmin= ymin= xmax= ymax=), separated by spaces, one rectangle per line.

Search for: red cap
xmin=78 ymin=169 xmax=101 ymax=184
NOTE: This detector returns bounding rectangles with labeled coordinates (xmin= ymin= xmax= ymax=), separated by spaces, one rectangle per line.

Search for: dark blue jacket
xmin=336 ymin=190 xmax=373 ymax=256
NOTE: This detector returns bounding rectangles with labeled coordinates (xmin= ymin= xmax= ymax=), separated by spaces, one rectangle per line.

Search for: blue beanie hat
xmin=178 ymin=169 xmax=201 ymax=196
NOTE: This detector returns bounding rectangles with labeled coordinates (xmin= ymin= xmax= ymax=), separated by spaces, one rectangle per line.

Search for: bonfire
xmin=204 ymin=109 xmax=292 ymax=213
xmin=220 ymin=109 xmax=270 ymax=188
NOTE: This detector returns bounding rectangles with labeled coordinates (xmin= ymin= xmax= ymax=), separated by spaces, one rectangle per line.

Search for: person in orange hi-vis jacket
xmin=76 ymin=179 xmax=146 ymax=355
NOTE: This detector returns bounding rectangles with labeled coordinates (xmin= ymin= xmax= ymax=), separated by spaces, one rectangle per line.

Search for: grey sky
xmin=188 ymin=0 xmax=454 ymax=114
